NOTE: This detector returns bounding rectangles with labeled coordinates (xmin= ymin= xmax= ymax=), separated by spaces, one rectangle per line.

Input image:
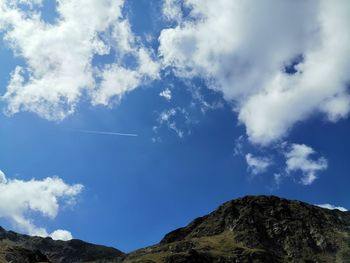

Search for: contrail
xmin=70 ymin=129 xmax=138 ymax=137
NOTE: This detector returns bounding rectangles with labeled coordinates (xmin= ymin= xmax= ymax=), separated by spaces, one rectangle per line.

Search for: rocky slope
xmin=0 ymin=226 xmax=124 ymax=263
xmin=125 ymin=196 xmax=350 ymax=263
xmin=1 ymin=195 xmax=350 ymax=262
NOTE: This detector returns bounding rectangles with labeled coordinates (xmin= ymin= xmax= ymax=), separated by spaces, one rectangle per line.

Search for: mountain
xmin=0 ymin=226 xmax=124 ymax=263
xmin=1 ymin=195 xmax=350 ymax=262
xmin=125 ymin=195 xmax=350 ymax=263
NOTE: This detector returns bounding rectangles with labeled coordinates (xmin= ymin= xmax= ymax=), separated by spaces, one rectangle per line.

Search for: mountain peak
xmin=127 ymin=195 xmax=350 ymax=262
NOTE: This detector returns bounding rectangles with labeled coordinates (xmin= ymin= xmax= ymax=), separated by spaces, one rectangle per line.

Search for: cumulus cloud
xmin=0 ymin=170 xmax=83 ymax=240
xmin=159 ymin=88 xmax=172 ymax=101
xmin=245 ymin=153 xmax=272 ymax=175
xmin=284 ymin=144 xmax=328 ymax=185
xmin=0 ymin=0 xmax=159 ymax=120
xmin=2 ymin=0 xmax=349 ymax=147
xmin=159 ymin=0 xmax=350 ymax=145
xmin=316 ymin=204 xmax=348 ymax=212
xmin=0 ymin=170 xmax=7 ymax=184
xmin=50 ymin=229 xmax=73 ymax=241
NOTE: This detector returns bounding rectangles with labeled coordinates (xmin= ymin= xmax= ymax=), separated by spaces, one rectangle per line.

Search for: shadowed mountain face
xmin=0 ymin=227 xmax=124 ymax=263
xmin=1 ymin=196 xmax=350 ymax=263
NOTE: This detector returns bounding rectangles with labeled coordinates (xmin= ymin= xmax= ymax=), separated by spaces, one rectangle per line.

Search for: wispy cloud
xmin=284 ymin=144 xmax=328 ymax=185
xmin=316 ymin=203 xmax=348 ymax=212
xmin=245 ymin=153 xmax=272 ymax=175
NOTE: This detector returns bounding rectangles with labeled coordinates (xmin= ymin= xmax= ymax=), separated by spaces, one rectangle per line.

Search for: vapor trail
xmin=71 ymin=129 xmax=138 ymax=137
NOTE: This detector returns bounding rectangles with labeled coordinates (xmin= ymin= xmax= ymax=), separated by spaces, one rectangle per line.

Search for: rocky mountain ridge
xmin=0 ymin=226 xmax=124 ymax=263
xmin=1 ymin=195 xmax=350 ymax=262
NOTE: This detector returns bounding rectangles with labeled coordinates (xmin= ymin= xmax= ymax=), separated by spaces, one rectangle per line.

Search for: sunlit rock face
xmin=126 ymin=195 xmax=350 ymax=263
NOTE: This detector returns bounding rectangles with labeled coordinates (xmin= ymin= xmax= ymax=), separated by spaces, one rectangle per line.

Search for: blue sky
xmin=0 ymin=0 xmax=349 ymax=252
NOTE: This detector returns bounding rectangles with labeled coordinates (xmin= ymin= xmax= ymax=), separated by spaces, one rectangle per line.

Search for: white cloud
xmin=159 ymin=88 xmax=172 ymax=101
xmin=163 ymin=0 xmax=183 ymax=22
xmin=50 ymin=229 xmax=73 ymax=241
xmin=0 ymin=0 xmax=159 ymax=120
xmin=92 ymin=65 xmax=140 ymax=106
xmin=0 ymin=170 xmax=83 ymax=240
xmin=245 ymin=153 xmax=272 ymax=175
xmin=316 ymin=204 xmax=347 ymax=212
xmin=159 ymin=0 xmax=350 ymax=145
xmin=0 ymin=170 xmax=7 ymax=184
xmin=2 ymin=0 xmax=349 ymax=145
xmin=285 ymin=144 xmax=328 ymax=185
